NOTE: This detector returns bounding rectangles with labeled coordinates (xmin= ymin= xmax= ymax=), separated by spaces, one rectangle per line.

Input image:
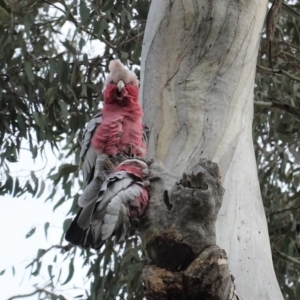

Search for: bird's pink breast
xmin=91 ymin=85 xmax=146 ymax=157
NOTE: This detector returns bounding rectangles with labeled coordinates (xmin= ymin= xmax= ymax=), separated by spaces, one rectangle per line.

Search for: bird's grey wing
xmin=77 ymin=201 xmax=97 ymax=230
xmin=77 ymin=171 xmax=133 ymax=232
xmin=97 ymin=171 xmax=134 ymax=206
xmin=81 ymin=112 xmax=102 ymax=187
xmin=90 ymin=179 xmax=143 ymax=248
xmin=88 ymin=171 xmax=138 ymax=248
xmin=78 ymin=153 xmax=107 ymax=208
xmin=65 ymin=113 xmax=105 ymax=248
xmin=101 ymin=183 xmax=143 ymax=241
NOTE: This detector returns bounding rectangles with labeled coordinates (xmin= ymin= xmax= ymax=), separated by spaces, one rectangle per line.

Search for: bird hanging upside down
xmin=65 ymin=158 xmax=150 ymax=250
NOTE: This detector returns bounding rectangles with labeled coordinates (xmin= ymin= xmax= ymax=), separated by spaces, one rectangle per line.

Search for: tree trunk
xmin=140 ymin=0 xmax=283 ymax=299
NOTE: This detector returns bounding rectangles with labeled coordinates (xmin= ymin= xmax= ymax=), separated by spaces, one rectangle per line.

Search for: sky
xmin=0 ymin=145 xmax=90 ymax=300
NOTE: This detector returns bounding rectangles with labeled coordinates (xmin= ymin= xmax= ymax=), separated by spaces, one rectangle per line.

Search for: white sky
xmin=0 ymin=145 xmax=91 ymax=299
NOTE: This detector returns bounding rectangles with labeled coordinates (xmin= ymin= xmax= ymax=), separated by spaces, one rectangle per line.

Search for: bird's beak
xmin=117 ymin=80 xmax=125 ymax=92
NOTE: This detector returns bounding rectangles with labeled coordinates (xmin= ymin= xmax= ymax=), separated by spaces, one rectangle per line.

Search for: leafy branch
xmin=254 ymin=98 xmax=300 ymax=119
xmin=7 ymin=288 xmax=69 ymax=300
xmin=273 ymin=248 xmax=300 ymax=266
xmin=44 ymin=0 xmax=116 ymax=50
xmin=256 ymin=65 xmax=300 ymax=82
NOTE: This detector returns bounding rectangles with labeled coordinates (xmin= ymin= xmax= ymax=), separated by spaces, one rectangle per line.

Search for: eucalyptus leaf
xmin=25 ymin=227 xmax=36 ymax=239
xmin=24 ymin=61 xmax=35 ymax=84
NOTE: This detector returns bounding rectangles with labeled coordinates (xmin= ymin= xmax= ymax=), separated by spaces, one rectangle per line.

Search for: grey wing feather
xmin=96 ymin=172 xmax=133 ymax=208
xmin=79 ymin=154 xmax=108 ymax=208
xmin=78 ymin=176 xmax=103 ymax=208
xmin=100 ymin=196 xmax=128 ymax=241
xmin=99 ymin=183 xmax=143 ymax=241
xmin=78 ymin=171 xmax=133 ymax=244
xmin=103 ymin=214 xmax=119 ymax=225
xmin=90 ymin=172 xmax=143 ymax=248
xmin=98 ymin=171 xmax=129 ymax=192
xmin=114 ymin=212 xmax=127 ymax=243
xmin=77 ymin=170 xmax=132 ymax=230
xmin=77 ymin=201 xmax=96 ymax=230
xmin=82 ymin=148 xmax=97 ymax=187
xmin=90 ymin=209 xmax=106 ymax=243
xmin=80 ymin=112 xmax=102 ymax=161
xmin=80 ymin=112 xmax=102 ymax=186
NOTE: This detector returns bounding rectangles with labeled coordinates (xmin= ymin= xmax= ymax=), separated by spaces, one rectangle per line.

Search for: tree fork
xmin=140 ymin=159 xmax=238 ymax=299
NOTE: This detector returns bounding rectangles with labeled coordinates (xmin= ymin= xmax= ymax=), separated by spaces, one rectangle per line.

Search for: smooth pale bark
xmin=140 ymin=1 xmax=283 ymax=299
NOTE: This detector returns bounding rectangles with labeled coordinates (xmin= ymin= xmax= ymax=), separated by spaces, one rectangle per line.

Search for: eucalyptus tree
xmin=1 ymin=0 xmax=300 ymax=299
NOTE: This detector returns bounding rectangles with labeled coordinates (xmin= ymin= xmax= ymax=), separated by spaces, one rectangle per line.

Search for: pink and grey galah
xmin=65 ymin=158 xmax=150 ymax=249
xmin=92 ymin=59 xmax=146 ymax=157
xmin=80 ymin=59 xmax=147 ymax=188
xmin=65 ymin=60 xmax=149 ymax=249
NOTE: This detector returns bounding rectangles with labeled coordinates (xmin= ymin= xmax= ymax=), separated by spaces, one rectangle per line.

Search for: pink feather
xmin=114 ymin=160 xmax=150 ymax=218
xmin=91 ymin=69 xmax=146 ymax=157
xmin=129 ymin=188 xmax=149 ymax=218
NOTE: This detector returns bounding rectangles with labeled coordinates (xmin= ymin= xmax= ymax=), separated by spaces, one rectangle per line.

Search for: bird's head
xmin=103 ymin=60 xmax=139 ymax=105
xmin=115 ymin=159 xmax=150 ymax=179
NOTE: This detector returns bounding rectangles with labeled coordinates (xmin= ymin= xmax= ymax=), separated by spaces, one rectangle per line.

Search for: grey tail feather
xmin=93 ymin=239 xmax=105 ymax=251
xmin=77 ymin=201 xmax=96 ymax=230
xmin=65 ymin=209 xmax=93 ymax=249
xmin=90 ymin=209 xmax=106 ymax=248
xmin=79 ymin=176 xmax=103 ymax=208
xmin=82 ymin=148 xmax=97 ymax=187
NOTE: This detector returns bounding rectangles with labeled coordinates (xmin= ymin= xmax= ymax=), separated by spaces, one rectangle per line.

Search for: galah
xmin=65 ymin=59 xmax=148 ymax=248
xmin=66 ymin=159 xmax=150 ymax=250
xmin=91 ymin=59 xmax=146 ymax=158
xmin=80 ymin=59 xmax=146 ymax=188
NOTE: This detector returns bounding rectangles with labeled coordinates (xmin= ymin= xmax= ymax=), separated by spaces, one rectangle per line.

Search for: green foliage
xmin=1 ymin=0 xmax=300 ymax=299
xmin=254 ymin=1 xmax=300 ymax=298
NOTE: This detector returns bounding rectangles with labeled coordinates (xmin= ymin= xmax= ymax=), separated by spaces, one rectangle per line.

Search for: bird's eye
xmin=110 ymin=80 xmax=114 ymax=84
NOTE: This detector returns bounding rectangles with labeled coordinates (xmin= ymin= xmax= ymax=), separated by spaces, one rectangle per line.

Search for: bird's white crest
xmin=105 ymin=59 xmax=139 ymax=87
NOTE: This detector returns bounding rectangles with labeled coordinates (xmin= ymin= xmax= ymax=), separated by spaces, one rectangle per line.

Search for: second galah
xmin=65 ymin=159 xmax=150 ymax=249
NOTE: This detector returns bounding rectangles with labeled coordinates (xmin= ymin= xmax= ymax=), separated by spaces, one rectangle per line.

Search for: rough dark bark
xmin=140 ymin=159 xmax=238 ymax=299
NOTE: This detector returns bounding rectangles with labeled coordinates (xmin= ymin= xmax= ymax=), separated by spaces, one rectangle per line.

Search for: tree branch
xmin=267 ymin=202 xmax=300 ymax=217
xmin=7 ymin=288 xmax=68 ymax=300
xmin=254 ymin=99 xmax=300 ymax=119
xmin=282 ymin=2 xmax=300 ymax=21
xmin=273 ymin=248 xmax=300 ymax=266
xmin=257 ymin=64 xmax=300 ymax=82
